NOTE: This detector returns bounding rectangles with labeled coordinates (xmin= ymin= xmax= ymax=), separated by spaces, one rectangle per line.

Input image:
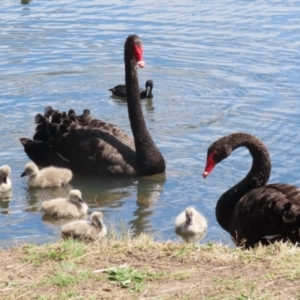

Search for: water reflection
xmin=145 ymin=98 xmax=155 ymax=114
xmin=176 ymin=229 xmax=207 ymax=244
xmin=24 ymin=185 xmax=72 ymax=213
xmin=2 ymin=0 xmax=300 ymax=246
xmin=0 ymin=190 xmax=12 ymax=215
xmin=22 ymin=173 xmax=166 ymax=237
xmin=14 ymin=173 xmax=163 ymax=240
xmin=42 ymin=214 xmax=86 ymax=227
xmin=111 ymin=96 xmax=155 ymax=115
xmin=129 ymin=174 xmax=166 ymax=236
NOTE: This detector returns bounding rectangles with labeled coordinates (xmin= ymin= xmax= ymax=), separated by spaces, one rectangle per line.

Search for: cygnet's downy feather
xmin=175 ymin=207 xmax=207 ymax=243
xmin=41 ymin=189 xmax=88 ymax=218
xmin=0 ymin=165 xmax=12 ymax=193
xmin=21 ymin=162 xmax=72 ymax=188
xmin=61 ymin=211 xmax=107 ymax=241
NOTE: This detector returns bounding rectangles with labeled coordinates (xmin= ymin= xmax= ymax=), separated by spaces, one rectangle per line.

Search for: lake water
xmin=1 ymin=0 xmax=300 ymax=247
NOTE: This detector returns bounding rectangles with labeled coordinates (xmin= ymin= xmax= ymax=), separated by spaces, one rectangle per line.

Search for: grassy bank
xmin=1 ymin=233 xmax=300 ymax=300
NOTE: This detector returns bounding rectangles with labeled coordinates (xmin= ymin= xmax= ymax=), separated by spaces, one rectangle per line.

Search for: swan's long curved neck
xmin=216 ymin=133 xmax=271 ymax=231
xmin=125 ymin=49 xmax=165 ymax=174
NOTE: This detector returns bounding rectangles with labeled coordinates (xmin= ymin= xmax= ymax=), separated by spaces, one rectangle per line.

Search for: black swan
xmin=202 ymin=132 xmax=300 ymax=248
xmin=109 ymin=79 xmax=153 ymax=99
xmin=20 ymin=35 xmax=165 ymax=176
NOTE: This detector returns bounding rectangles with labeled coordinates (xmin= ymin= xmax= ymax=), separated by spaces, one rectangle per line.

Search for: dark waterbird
xmin=203 ymin=132 xmax=300 ymax=248
xmin=20 ymin=35 xmax=165 ymax=176
xmin=109 ymin=79 xmax=153 ymax=99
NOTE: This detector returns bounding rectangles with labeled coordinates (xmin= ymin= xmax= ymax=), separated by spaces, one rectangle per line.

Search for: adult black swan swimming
xmin=109 ymin=79 xmax=154 ymax=99
xmin=20 ymin=35 xmax=166 ymax=176
xmin=202 ymin=132 xmax=300 ymax=248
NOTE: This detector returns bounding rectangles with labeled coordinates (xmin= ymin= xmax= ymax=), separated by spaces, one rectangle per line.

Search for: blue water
xmin=0 ymin=0 xmax=300 ymax=247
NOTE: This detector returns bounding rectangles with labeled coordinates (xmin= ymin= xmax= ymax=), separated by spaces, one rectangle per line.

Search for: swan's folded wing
xmin=232 ymin=183 xmax=300 ymax=244
xmin=47 ymin=123 xmax=137 ymax=175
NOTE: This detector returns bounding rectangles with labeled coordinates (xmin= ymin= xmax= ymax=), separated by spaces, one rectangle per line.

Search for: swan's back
xmin=29 ymin=108 xmax=138 ymax=175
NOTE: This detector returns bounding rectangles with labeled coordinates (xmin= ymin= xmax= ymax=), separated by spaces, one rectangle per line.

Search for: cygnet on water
xmin=41 ymin=189 xmax=88 ymax=218
xmin=21 ymin=162 xmax=73 ymax=188
xmin=175 ymin=207 xmax=207 ymax=243
xmin=0 ymin=165 xmax=12 ymax=193
xmin=61 ymin=211 xmax=107 ymax=241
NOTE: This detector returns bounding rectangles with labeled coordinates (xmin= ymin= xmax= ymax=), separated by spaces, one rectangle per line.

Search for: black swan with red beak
xmin=203 ymin=132 xmax=300 ymax=248
xmin=20 ymin=35 xmax=165 ymax=176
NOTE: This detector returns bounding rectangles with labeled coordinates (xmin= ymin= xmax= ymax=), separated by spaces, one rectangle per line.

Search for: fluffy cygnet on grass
xmin=175 ymin=207 xmax=207 ymax=243
xmin=41 ymin=189 xmax=88 ymax=218
xmin=21 ymin=162 xmax=72 ymax=188
xmin=61 ymin=211 xmax=107 ymax=241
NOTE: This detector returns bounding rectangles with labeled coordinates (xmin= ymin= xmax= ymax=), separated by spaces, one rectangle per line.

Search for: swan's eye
xmin=134 ymin=39 xmax=142 ymax=46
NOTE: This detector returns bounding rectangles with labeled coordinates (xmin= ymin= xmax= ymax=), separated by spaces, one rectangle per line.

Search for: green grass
xmin=22 ymin=239 xmax=86 ymax=266
xmin=288 ymin=269 xmax=300 ymax=281
xmin=43 ymin=262 xmax=93 ymax=287
xmin=171 ymin=270 xmax=191 ymax=280
xmin=3 ymin=236 xmax=300 ymax=300
xmin=106 ymin=266 xmax=165 ymax=292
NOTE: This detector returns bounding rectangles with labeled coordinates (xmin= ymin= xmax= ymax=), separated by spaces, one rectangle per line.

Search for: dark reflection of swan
xmin=112 ymin=96 xmax=155 ymax=116
xmin=145 ymin=98 xmax=155 ymax=114
xmin=38 ymin=175 xmax=133 ymax=229
xmin=23 ymin=185 xmax=72 ymax=213
xmin=67 ymin=174 xmax=166 ymax=236
xmin=128 ymin=173 xmax=166 ymax=236
xmin=68 ymin=175 xmax=133 ymax=207
xmin=22 ymin=173 xmax=165 ymax=238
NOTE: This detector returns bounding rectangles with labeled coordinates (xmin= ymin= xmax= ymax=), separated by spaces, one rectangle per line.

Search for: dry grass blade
xmin=93 ymin=263 xmax=129 ymax=273
xmin=0 ymin=235 xmax=299 ymax=299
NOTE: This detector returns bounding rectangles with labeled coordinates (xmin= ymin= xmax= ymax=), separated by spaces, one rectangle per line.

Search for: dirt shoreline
xmin=0 ymin=234 xmax=299 ymax=300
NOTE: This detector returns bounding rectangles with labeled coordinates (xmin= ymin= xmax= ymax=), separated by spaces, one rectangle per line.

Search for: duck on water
xmin=20 ymin=35 xmax=165 ymax=177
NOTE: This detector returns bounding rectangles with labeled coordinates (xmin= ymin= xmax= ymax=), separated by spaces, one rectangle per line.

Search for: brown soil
xmin=0 ymin=235 xmax=299 ymax=300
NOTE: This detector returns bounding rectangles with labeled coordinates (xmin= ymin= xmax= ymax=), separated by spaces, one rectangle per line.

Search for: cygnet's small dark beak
xmin=20 ymin=171 xmax=26 ymax=177
xmin=97 ymin=220 xmax=103 ymax=228
xmin=186 ymin=216 xmax=193 ymax=226
xmin=3 ymin=177 xmax=7 ymax=184
xmin=78 ymin=198 xmax=85 ymax=204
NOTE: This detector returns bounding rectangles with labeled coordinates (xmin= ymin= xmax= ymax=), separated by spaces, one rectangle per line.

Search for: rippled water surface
xmin=1 ymin=0 xmax=300 ymax=247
